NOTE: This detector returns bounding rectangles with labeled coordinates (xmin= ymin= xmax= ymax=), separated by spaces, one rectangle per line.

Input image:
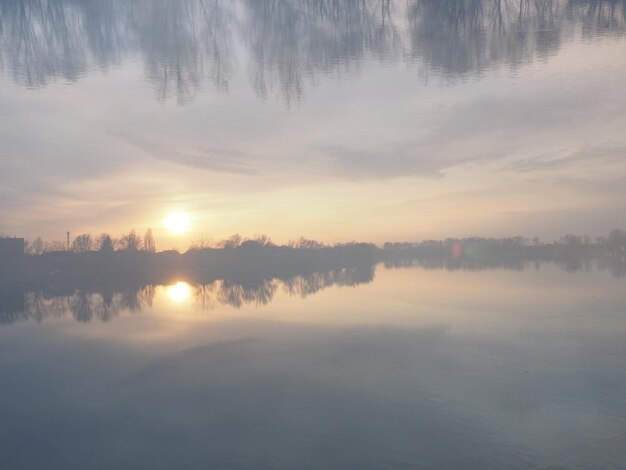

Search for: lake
xmin=1 ymin=1 xmax=626 ymax=468
xmin=1 ymin=263 xmax=625 ymax=469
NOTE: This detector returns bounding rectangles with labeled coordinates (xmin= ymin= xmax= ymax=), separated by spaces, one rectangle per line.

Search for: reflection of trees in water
xmin=407 ymin=0 xmax=566 ymax=79
xmin=0 ymin=0 xmax=90 ymax=86
xmin=384 ymin=251 xmax=624 ymax=277
xmin=0 ymin=265 xmax=375 ymax=324
xmin=193 ymin=265 xmax=375 ymax=310
xmin=242 ymin=0 xmax=402 ymax=104
xmin=216 ymin=278 xmax=278 ymax=308
xmin=191 ymin=264 xmax=377 ymax=310
xmin=597 ymin=255 xmax=626 ymax=278
xmin=132 ymin=0 xmax=234 ymax=104
xmin=0 ymin=0 xmax=234 ymax=103
xmin=6 ymin=286 xmax=156 ymax=324
xmin=385 ymin=256 xmax=526 ymax=272
xmin=571 ymin=0 xmax=626 ymax=36
xmin=282 ymin=265 xmax=376 ymax=297
xmin=1 ymin=250 xmax=624 ymax=324
xmin=1 ymin=0 xmax=623 ymax=103
xmin=407 ymin=0 xmax=625 ymax=80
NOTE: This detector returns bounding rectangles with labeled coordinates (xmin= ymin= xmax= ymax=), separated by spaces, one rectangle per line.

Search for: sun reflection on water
xmin=166 ymin=282 xmax=192 ymax=304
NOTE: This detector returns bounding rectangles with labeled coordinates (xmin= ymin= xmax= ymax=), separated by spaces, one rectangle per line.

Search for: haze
xmin=1 ymin=0 xmax=625 ymax=249
xmin=2 ymin=2 xmax=626 ymax=469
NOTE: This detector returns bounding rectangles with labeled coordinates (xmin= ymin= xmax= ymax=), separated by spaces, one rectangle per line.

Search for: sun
xmin=164 ymin=212 xmax=190 ymax=234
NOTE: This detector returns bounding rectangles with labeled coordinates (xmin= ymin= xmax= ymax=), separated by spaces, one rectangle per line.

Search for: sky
xmin=0 ymin=0 xmax=625 ymax=249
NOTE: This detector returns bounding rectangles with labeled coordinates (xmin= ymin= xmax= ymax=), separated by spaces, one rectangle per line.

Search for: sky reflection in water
xmin=1 ymin=2 xmax=626 ymax=468
xmin=1 ymin=264 xmax=626 ymax=468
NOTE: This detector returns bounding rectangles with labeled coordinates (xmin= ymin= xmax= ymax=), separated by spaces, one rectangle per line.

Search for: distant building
xmin=0 ymin=237 xmax=24 ymax=259
xmin=0 ymin=238 xmax=25 ymax=278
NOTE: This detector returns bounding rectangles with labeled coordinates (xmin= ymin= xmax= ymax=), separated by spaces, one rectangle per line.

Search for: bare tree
xmin=96 ymin=233 xmax=115 ymax=254
xmin=29 ymin=236 xmax=46 ymax=255
xmin=218 ymin=233 xmax=242 ymax=248
xmin=144 ymin=228 xmax=156 ymax=253
xmin=119 ymin=230 xmax=142 ymax=251
xmin=190 ymin=233 xmax=215 ymax=250
xmin=289 ymin=237 xmax=325 ymax=249
xmin=46 ymin=240 xmax=67 ymax=252
xmin=71 ymin=234 xmax=93 ymax=252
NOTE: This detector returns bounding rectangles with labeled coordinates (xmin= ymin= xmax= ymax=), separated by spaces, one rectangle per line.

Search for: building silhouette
xmin=0 ymin=237 xmax=25 ymax=279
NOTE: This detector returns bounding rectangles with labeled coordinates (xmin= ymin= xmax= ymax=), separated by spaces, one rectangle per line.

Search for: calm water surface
xmin=1 ymin=264 xmax=626 ymax=469
xmin=1 ymin=1 xmax=626 ymax=468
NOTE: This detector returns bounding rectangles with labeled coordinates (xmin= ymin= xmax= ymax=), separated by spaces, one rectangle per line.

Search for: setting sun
xmin=163 ymin=212 xmax=190 ymax=234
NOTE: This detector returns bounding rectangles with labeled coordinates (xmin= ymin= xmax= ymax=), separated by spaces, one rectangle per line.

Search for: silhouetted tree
xmin=119 ymin=230 xmax=142 ymax=251
xmin=240 ymin=234 xmax=274 ymax=248
xmin=219 ymin=233 xmax=242 ymax=248
xmin=606 ymin=229 xmax=626 ymax=255
xmin=46 ymin=241 xmax=67 ymax=252
xmin=98 ymin=234 xmax=115 ymax=254
xmin=30 ymin=236 xmax=46 ymax=255
xmin=144 ymin=228 xmax=156 ymax=253
xmin=289 ymin=237 xmax=326 ymax=249
xmin=560 ymin=234 xmax=582 ymax=247
xmin=71 ymin=234 xmax=93 ymax=252
xmin=190 ymin=234 xmax=215 ymax=250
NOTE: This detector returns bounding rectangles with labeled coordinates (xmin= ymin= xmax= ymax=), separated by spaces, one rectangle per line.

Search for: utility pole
xmin=67 ymin=231 xmax=70 ymax=251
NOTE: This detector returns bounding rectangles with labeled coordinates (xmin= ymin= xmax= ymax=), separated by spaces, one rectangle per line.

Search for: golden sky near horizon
xmin=1 ymin=1 xmax=625 ymax=249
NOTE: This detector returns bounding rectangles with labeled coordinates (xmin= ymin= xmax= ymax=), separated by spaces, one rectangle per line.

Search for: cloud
xmin=505 ymin=143 xmax=626 ymax=174
xmin=110 ymin=130 xmax=258 ymax=175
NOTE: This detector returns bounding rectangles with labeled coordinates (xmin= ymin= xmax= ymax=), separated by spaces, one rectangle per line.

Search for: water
xmin=1 ymin=1 xmax=626 ymax=468
xmin=1 ymin=264 xmax=625 ymax=469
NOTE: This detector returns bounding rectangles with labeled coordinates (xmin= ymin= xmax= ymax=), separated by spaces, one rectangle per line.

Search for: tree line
xmin=20 ymin=229 xmax=626 ymax=256
xmin=21 ymin=231 xmax=377 ymax=255
xmin=24 ymin=229 xmax=156 ymax=255
xmin=382 ymin=229 xmax=626 ymax=257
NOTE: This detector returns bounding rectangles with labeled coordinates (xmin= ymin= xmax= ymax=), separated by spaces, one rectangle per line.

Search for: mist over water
xmin=1 ymin=1 xmax=626 ymax=469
